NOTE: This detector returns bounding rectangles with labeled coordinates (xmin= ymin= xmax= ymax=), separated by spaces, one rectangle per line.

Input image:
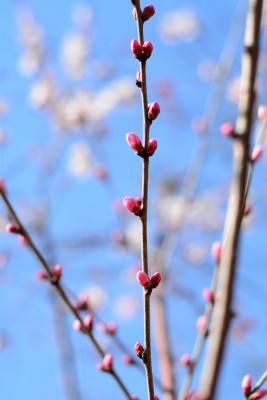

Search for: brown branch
xmin=0 ymin=190 xmax=133 ymax=400
xmin=198 ymin=1 xmax=263 ymax=399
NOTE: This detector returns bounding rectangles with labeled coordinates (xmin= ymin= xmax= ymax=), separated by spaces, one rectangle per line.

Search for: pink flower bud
xmin=147 ymin=101 xmax=160 ymax=120
xmin=131 ymin=39 xmax=142 ymax=59
xmin=36 ymin=270 xmax=49 ymax=280
xmin=142 ymin=41 xmax=153 ymax=59
xmin=211 ymin=241 xmax=222 ymax=263
xmin=83 ymin=314 xmax=93 ymax=331
xmin=102 ymin=353 xmax=113 ymax=371
xmin=180 ymin=353 xmax=194 ymax=370
xmin=123 ymin=196 xmax=142 ymax=216
xmin=0 ymin=177 xmax=6 ymax=195
xmin=73 ymin=293 xmax=89 ymax=311
xmin=136 ymin=70 xmax=142 ymax=87
xmin=142 ymin=5 xmax=155 ymax=21
xmin=258 ymin=105 xmax=267 ymax=120
xmin=18 ymin=235 xmax=28 ymax=246
xmin=250 ymin=390 xmax=267 ymax=400
xmin=6 ymin=224 xmax=21 ymax=234
xmin=122 ymin=354 xmax=135 ymax=365
xmin=220 ymin=122 xmax=234 ymax=137
xmin=134 ymin=341 xmax=145 ymax=359
xmin=131 ymin=396 xmax=139 ymax=400
xmin=202 ymin=288 xmax=215 ymax=304
xmin=196 ymin=315 xmax=207 ymax=332
xmin=150 ymin=272 xmax=161 ymax=289
xmin=154 ymin=396 xmax=160 ymax=400
xmin=126 ymin=133 xmax=144 ymax=155
xmin=73 ymin=320 xmax=83 ymax=332
xmin=251 ymin=145 xmax=263 ymax=162
xmin=136 ymin=271 xmax=150 ymax=288
xmin=242 ymin=374 xmax=252 ymax=395
xmin=53 ymin=264 xmax=62 ymax=279
xmin=146 ymin=139 xmax=158 ymax=156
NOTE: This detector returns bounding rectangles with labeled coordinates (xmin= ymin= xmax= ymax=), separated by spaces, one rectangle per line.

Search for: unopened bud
xmin=134 ymin=341 xmax=145 ymax=359
xmin=211 ymin=241 xmax=222 ymax=263
xmin=145 ymin=139 xmax=158 ymax=156
xmin=251 ymin=145 xmax=263 ymax=162
xmin=202 ymin=288 xmax=215 ymax=304
xmin=53 ymin=264 xmax=62 ymax=279
xmin=131 ymin=39 xmax=142 ymax=59
xmin=250 ymin=390 xmax=267 ymax=399
xmin=126 ymin=133 xmax=144 ymax=155
xmin=136 ymin=271 xmax=150 ymax=288
xmin=123 ymin=196 xmax=142 ymax=216
xmin=242 ymin=374 xmax=252 ymax=395
xmin=142 ymin=5 xmax=155 ymax=21
xmin=150 ymin=272 xmax=161 ymax=289
xmin=142 ymin=41 xmax=153 ymax=59
xmin=147 ymin=101 xmax=160 ymax=120
xmin=220 ymin=122 xmax=234 ymax=137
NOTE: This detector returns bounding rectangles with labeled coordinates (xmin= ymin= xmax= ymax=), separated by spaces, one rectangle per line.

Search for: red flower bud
xmin=97 ymin=354 xmax=113 ymax=372
xmin=251 ymin=145 xmax=263 ymax=162
xmin=53 ymin=264 xmax=62 ymax=279
xmin=136 ymin=271 xmax=150 ymax=288
xmin=123 ymin=196 xmax=142 ymax=216
xmin=211 ymin=241 xmax=222 ymax=263
xmin=142 ymin=5 xmax=155 ymax=21
xmin=131 ymin=39 xmax=142 ymax=59
xmin=145 ymin=138 xmax=157 ymax=156
xmin=180 ymin=353 xmax=195 ymax=370
xmin=134 ymin=341 xmax=145 ymax=359
xmin=142 ymin=41 xmax=153 ymax=59
xmin=242 ymin=374 xmax=252 ymax=395
xmin=250 ymin=390 xmax=267 ymax=399
xmin=126 ymin=133 xmax=144 ymax=155
xmin=83 ymin=314 xmax=93 ymax=331
xmin=220 ymin=122 xmax=234 ymax=137
xmin=147 ymin=101 xmax=160 ymax=120
xmin=150 ymin=272 xmax=161 ymax=289
xmin=6 ymin=224 xmax=21 ymax=234
xmin=202 ymin=288 xmax=215 ymax=304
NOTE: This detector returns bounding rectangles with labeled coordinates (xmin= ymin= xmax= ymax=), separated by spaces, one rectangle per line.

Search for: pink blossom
xmin=142 ymin=5 xmax=155 ymax=21
xmin=251 ymin=145 xmax=263 ymax=162
xmin=145 ymin=139 xmax=158 ymax=156
xmin=202 ymin=288 xmax=215 ymax=304
xmin=242 ymin=374 xmax=252 ymax=395
xmin=131 ymin=39 xmax=142 ymax=59
xmin=220 ymin=122 xmax=234 ymax=137
xmin=150 ymin=272 xmax=161 ymax=289
xmin=211 ymin=241 xmax=222 ymax=263
xmin=126 ymin=133 xmax=143 ymax=155
xmin=142 ymin=41 xmax=153 ymax=59
xmin=123 ymin=196 xmax=142 ymax=216
xmin=147 ymin=101 xmax=160 ymax=120
xmin=136 ymin=271 xmax=150 ymax=288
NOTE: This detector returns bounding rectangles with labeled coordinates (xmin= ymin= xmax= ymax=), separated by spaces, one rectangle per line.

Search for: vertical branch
xmin=198 ymin=1 xmax=263 ymax=399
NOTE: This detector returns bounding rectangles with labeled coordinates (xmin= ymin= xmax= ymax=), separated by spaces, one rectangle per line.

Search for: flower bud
xmin=126 ymin=133 xmax=144 ymax=155
xmin=6 ymin=224 xmax=21 ymax=234
xmin=154 ymin=396 xmax=160 ymax=400
xmin=136 ymin=70 xmax=142 ymax=87
xmin=36 ymin=270 xmax=49 ymax=280
xmin=122 ymin=354 xmax=135 ymax=365
xmin=196 ymin=315 xmax=207 ymax=332
xmin=202 ymin=288 xmax=215 ymax=304
xmin=142 ymin=41 xmax=153 ymax=59
xmin=131 ymin=39 xmax=142 ymax=59
xmin=145 ymin=139 xmax=158 ymax=156
xmin=83 ymin=314 xmax=93 ymax=331
xmin=244 ymin=204 xmax=252 ymax=216
xmin=103 ymin=354 xmax=113 ymax=371
xmin=180 ymin=353 xmax=194 ymax=370
xmin=241 ymin=374 xmax=252 ymax=395
xmin=0 ymin=177 xmax=6 ymax=195
xmin=250 ymin=390 xmax=267 ymax=399
xmin=211 ymin=241 xmax=222 ymax=263
xmin=142 ymin=5 xmax=155 ymax=21
xmin=53 ymin=264 xmax=62 ymax=279
xmin=98 ymin=321 xmax=117 ymax=335
xmin=220 ymin=122 xmax=234 ymax=137
xmin=134 ymin=341 xmax=145 ymax=359
xmin=73 ymin=320 xmax=83 ymax=332
xmin=123 ymin=196 xmax=142 ymax=216
xmin=136 ymin=271 xmax=150 ymax=288
xmin=147 ymin=101 xmax=160 ymax=120
xmin=72 ymin=293 xmax=89 ymax=311
xmin=251 ymin=145 xmax=263 ymax=162
xmin=150 ymin=272 xmax=161 ymax=289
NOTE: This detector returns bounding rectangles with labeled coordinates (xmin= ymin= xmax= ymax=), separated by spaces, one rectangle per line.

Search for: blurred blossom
xmin=61 ymin=32 xmax=89 ymax=79
xmin=83 ymin=286 xmax=107 ymax=309
xmin=71 ymin=4 xmax=93 ymax=27
xmin=125 ymin=220 xmax=141 ymax=252
xmin=29 ymin=75 xmax=57 ymax=109
xmin=114 ymin=294 xmax=139 ymax=319
xmin=227 ymin=76 xmax=240 ymax=103
xmin=184 ymin=242 xmax=208 ymax=266
xmin=159 ymin=9 xmax=199 ymax=42
xmin=17 ymin=9 xmax=45 ymax=75
xmin=68 ymin=142 xmax=92 ymax=177
xmin=157 ymin=195 xmax=187 ymax=229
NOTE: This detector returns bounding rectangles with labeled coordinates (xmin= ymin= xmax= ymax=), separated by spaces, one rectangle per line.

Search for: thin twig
xmin=198 ymin=1 xmax=263 ymax=399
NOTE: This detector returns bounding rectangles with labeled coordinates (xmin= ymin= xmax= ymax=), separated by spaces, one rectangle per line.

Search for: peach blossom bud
xmin=196 ymin=315 xmax=207 ymax=332
xmin=36 ymin=270 xmax=49 ymax=280
xmin=134 ymin=341 xmax=145 ymax=359
xmin=242 ymin=374 xmax=252 ymax=395
xmin=220 ymin=122 xmax=234 ymax=137
xmin=126 ymin=133 xmax=144 ymax=154
xmin=180 ymin=353 xmax=194 ymax=370
xmin=83 ymin=314 xmax=93 ymax=331
xmin=103 ymin=353 xmax=113 ymax=371
xmin=251 ymin=145 xmax=263 ymax=162
xmin=131 ymin=39 xmax=142 ymax=59
xmin=211 ymin=241 xmax=222 ymax=263
xmin=6 ymin=224 xmax=21 ymax=234
xmin=132 ymin=8 xmax=137 ymax=20
xmin=136 ymin=271 xmax=150 ymax=288
xmin=73 ymin=320 xmax=83 ymax=332
xmin=73 ymin=293 xmax=89 ymax=311
xmin=146 ymin=139 xmax=158 ymax=156
xmin=258 ymin=105 xmax=267 ymax=120
xmin=131 ymin=396 xmax=139 ymax=400
xmin=122 ymin=354 xmax=135 ymax=365
xmin=18 ymin=235 xmax=28 ymax=245
xmin=142 ymin=41 xmax=153 ymax=59
xmin=150 ymin=272 xmax=161 ymax=289
xmin=154 ymin=396 xmax=160 ymax=400
xmin=53 ymin=264 xmax=62 ymax=279
xmin=142 ymin=5 xmax=155 ymax=21
xmin=147 ymin=101 xmax=160 ymax=120
xmin=202 ymin=288 xmax=215 ymax=304
xmin=105 ymin=321 xmax=117 ymax=335
xmin=123 ymin=196 xmax=142 ymax=215
xmin=250 ymin=390 xmax=267 ymax=399
xmin=0 ymin=177 xmax=6 ymax=195
xmin=136 ymin=70 xmax=142 ymax=87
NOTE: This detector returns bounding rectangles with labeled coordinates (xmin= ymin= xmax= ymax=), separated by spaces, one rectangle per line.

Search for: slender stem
xmin=0 ymin=190 xmax=133 ymax=400
xmin=251 ymin=370 xmax=267 ymax=393
xmin=198 ymin=1 xmax=263 ymax=399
